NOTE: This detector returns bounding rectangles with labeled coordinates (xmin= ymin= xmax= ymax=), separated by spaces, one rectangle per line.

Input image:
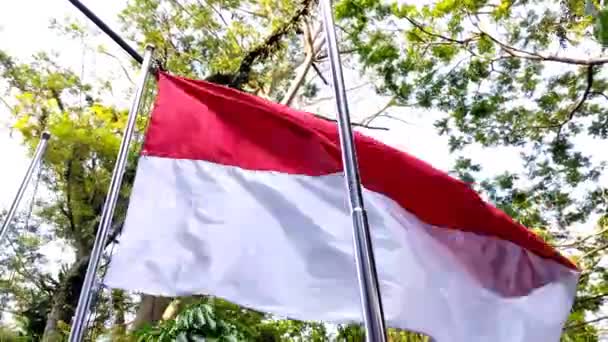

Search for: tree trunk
xmin=42 ymin=256 xmax=89 ymax=342
xmin=161 ymin=298 xmax=183 ymax=321
xmin=131 ymin=295 xmax=172 ymax=330
xmin=111 ymin=289 xmax=127 ymax=339
xmin=161 ymin=296 xmax=202 ymax=320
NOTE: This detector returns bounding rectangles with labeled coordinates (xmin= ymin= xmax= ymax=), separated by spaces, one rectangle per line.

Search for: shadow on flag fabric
xmin=105 ymin=71 xmax=580 ymax=342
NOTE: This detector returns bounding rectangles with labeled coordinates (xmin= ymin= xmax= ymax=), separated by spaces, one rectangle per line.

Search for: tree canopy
xmin=0 ymin=0 xmax=607 ymax=340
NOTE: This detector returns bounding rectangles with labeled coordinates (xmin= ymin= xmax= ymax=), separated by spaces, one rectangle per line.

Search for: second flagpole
xmin=67 ymin=45 xmax=155 ymax=342
xmin=319 ymin=0 xmax=388 ymax=341
xmin=0 ymin=132 xmax=50 ymax=246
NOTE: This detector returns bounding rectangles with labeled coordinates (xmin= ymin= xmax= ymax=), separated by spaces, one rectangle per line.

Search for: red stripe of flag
xmin=142 ymin=71 xmax=577 ymax=271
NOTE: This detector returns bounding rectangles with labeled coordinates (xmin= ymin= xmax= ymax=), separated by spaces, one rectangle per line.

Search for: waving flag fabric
xmin=105 ymin=71 xmax=579 ymax=342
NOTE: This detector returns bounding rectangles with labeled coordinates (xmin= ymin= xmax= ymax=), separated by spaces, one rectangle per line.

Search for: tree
xmin=0 ymin=44 xmax=148 ymax=340
xmin=2 ymin=0 xmax=602 ymax=340
xmin=335 ymin=0 xmax=608 ymax=339
xmin=0 ymin=0 xmax=343 ymax=340
xmin=0 ymin=207 xmax=56 ymax=340
xmin=133 ymin=297 xmax=430 ymax=341
xmin=133 ymin=297 xmax=331 ymax=341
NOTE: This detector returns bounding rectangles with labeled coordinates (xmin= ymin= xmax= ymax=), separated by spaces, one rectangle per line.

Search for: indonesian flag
xmin=105 ymin=72 xmax=580 ymax=341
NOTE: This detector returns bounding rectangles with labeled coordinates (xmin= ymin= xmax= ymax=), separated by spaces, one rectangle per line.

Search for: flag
xmin=105 ymin=71 xmax=580 ymax=341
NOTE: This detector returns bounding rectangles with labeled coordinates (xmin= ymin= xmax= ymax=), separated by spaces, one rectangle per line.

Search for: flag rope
xmin=0 ymin=132 xmax=51 ymax=246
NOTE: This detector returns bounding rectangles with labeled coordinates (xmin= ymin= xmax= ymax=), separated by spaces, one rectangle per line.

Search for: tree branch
xmin=575 ymin=292 xmax=608 ymax=305
xmin=564 ymin=315 xmax=608 ymax=331
xmin=554 ymin=225 xmax=608 ymax=249
xmin=207 ymin=0 xmax=317 ymax=89
xmin=62 ymin=158 xmax=77 ymax=236
xmin=0 ymin=95 xmax=12 ymax=111
xmin=106 ymin=222 xmax=123 ymax=247
xmin=98 ymin=49 xmax=135 ymax=85
xmin=578 ymin=257 xmax=603 ymax=283
xmin=281 ymin=21 xmax=325 ymax=106
xmin=583 ymin=240 xmax=608 ymax=259
xmin=556 ymin=65 xmax=594 ymax=137
xmin=281 ymin=21 xmax=315 ymax=106
xmin=404 ymin=16 xmax=478 ymax=45
xmin=194 ymin=0 xmax=228 ymax=26
xmin=314 ymin=47 xmax=358 ymax=61
xmin=50 ymin=90 xmax=65 ymax=113
xmin=304 ymin=82 xmax=371 ymax=105
xmin=360 ymin=96 xmax=397 ymax=126
xmin=4 ymin=237 xmax=57 ymax=294
xmin=311 ymin=62 xmax=329 ymax=85
xmin=234 ymin=7 xmax=267 ymax=18
xmin=591 ymin=91 xmax=608 ymax=101
xmin=524 ymin=66 xmax=594 ymax=136
xmin=480 ymin=31 xmax=608 ymax=66
xmin=312 ymin=113 xmax=388 ymax=130
xmin=371 ymin=113 xmax=417 ymax=127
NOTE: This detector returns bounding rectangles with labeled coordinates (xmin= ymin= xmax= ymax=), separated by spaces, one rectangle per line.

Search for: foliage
xmin=0 ymin=210 xmax=56 ymax=341
xmin=134 ymin=297 xmax=431 ymax=341
xmin=133 ymin=297 xmax=332 ymax=341
xmin=336 ymin=0 xmax=608 ymax=338
xmin=1 ymin=0 xmax=608 ymax=339
xmin=119 ymin=0 xmax=315 ymax=94
xmin=134 ymin=302 xmax=245 ymax=341
xmin=0 ymin=326 xmax=22 ymax=342
xmin=0 ymin=0 xmax=323 ymax=339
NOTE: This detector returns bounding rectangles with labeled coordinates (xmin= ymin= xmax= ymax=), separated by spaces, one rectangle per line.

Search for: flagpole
xmin=67 ymin=44 xmax=155 ymax=342
xmin=67 ymin=0 xmax=143 ymax=64
xmin=0 ymin=131 xmax=50 ymax=246
xmin=319 ymin=0 xmax=388 ymax=341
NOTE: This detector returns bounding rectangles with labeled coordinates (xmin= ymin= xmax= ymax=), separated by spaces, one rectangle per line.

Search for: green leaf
xmin=431 ymin=44 xmax=458 ymax=62
xmin=594 ymin=8 xmax=608 ymax=46
xmin=477 ymin=34 xmax=494 ymax=54
xmin=175 ymin=332 xmax=189 ymax=342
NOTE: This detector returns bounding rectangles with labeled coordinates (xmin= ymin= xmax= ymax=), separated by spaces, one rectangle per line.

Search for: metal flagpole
xmin=67 ymin=0 xmax=143 ymax=64
xmin=319 ymin=0 xmax=388 ymax=341
xmin=67 ymin=45 xmax=155 ymax=342
xmin=0 ymin=131 xmax=50 ymax=246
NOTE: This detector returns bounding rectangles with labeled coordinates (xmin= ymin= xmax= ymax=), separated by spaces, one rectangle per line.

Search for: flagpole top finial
xmin=41 ymin=131 xmax=51 ymax=140
xmin=145 ymin=44 xmax=156 ymax=51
